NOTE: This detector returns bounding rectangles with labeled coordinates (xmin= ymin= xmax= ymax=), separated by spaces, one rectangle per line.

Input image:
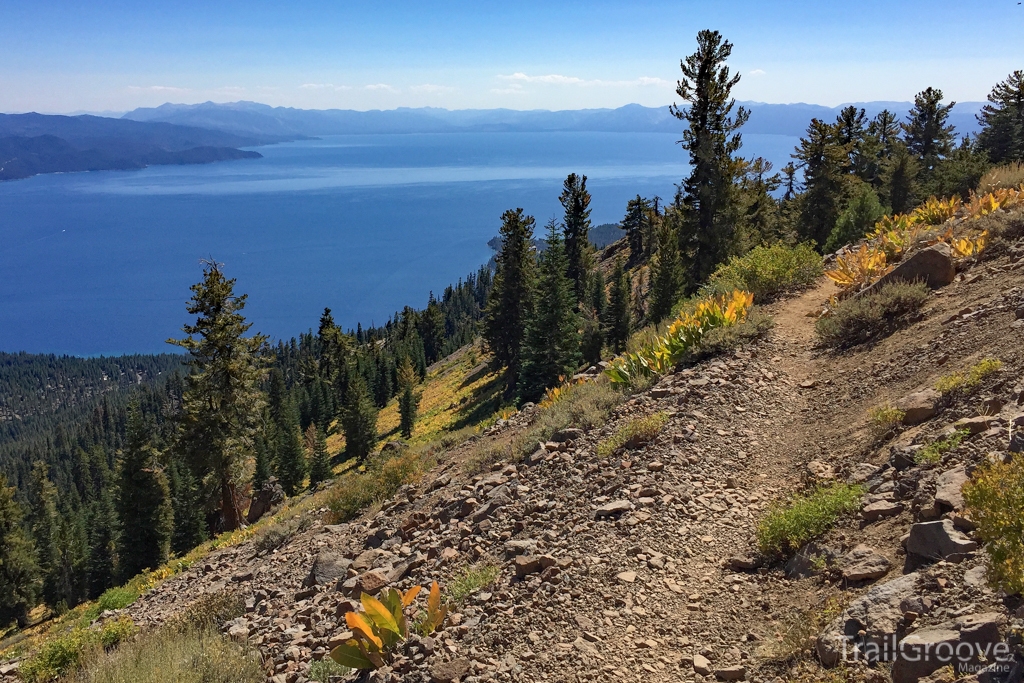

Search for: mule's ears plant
xmin=330 ymin=582 xmax=447 ymax=670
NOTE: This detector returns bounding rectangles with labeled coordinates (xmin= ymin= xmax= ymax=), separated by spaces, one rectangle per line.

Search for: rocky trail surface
xmin=19 ymin=230 xmax=1024 ymax=683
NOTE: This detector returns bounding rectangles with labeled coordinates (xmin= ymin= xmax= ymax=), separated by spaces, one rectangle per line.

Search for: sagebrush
xmin=815 ymin=281 xmax=928 ymax=347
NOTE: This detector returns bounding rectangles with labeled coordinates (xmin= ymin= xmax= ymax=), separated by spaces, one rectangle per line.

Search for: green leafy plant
xmin=596 ymin=412 xmax=668 ymax=457
xmin=308 ymin=658 xmax=352 ymax=683
xmin=703 ymin=242 xmax=823 ymax=301
xmin=446 ymin=563 xmax=501 ymax=604
xmin=20 ymin=618 xmax=136 ymax=682
xmin=867 ymin=403 xmax=906 ymax=441
xmin=964 ymin=455 xmax=1024 ymax=595
xmin=935 ymin=358 xmax=1003 ymax=396
xmin=330 ymin=582 xmax=447 ymax=670
xmin=916 ymin=429 xmax=968 ymax=465
xmin=756 ymin=483 xmax=863 ymax=557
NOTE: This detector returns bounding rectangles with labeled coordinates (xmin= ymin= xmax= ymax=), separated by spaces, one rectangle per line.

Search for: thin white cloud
xmin=490 ymin=87 xmax=527 ymax=95
xmin=364 ymin=83 xmax=398 ymax=92
xmin=497 ymin=73 xmax=670 ymax=87
xmin=126 ymin=85 xmax=189 ymax=93
xmin=749 ymin=69 xmax=767 ymax=76
xmin=410 ymin=83 xmax=456 ymax=94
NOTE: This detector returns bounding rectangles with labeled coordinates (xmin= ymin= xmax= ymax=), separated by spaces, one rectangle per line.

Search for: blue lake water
xmin=0 ymin=132 xmax=799 ymax=355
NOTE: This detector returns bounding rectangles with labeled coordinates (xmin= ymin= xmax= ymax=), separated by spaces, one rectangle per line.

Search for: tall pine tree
xmin=903 ymin=87 xmax=956 ymax=179
xmin=341 ymin=371 xmax=378 ymax=462
xmin=794 ymin=119 xmax=849 ymax=247
xmin=560 ymin=174 xmax=592 ymax=302
xmin=978 ymin=70 xmax=1024 ymax=164
xmin=483 ymin=209 xmax=536 ymax=393
xmin=605 ymin=258 xmax=632 ymax=353
xmin=648 ymin=221 xmax=684 ymax=322
xmin=517 ymin=221 xmax=582 ymax=403
xmin=169 ymin=260 xmax=268 ymax=531
xmin=0 ymin=474 xmax=40 ymax=627
xmin=117 ymin=404 xmax=173 ymax=582
xmin=671 ymin=30 xmax=750 ymax=286
xmin=274 ymin=401 xmax=307 ymax=496
xmin=307 ymin=425 xmax=332 ymax=488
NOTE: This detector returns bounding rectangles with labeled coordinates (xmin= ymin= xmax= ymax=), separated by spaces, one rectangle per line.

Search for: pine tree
xmin=930 ymin=137 xmax=992 ymax=200
xmin=307 ymin=424 xmax=331 ymax=489
xmin=736 ymin=157 xmax=782 ymax=248
xmin=794 ymin=119 xmax=849 ymax=247
xmin=86 ymin=491 xmax=117 ymax=599
xmin=168 ymin=260 xmax=268 ymax=531
xmin=27 ymin=462 xmax=60 ymax=607
xmin=517 ymin=221 xmax=582 ymax=403
xmin=560 ymin=174 xmax=592 ymax=302
xmin=648 ymin=221 xmax=684 ymax=322
xmin=117 ymin=405 xmax=172 ymax=582
xmin=253 ymin=433 xmax=272 ymax=490
xmin=884 ymin=145 xmax=920 ymax=214
xmin=483 ymin=208 xmax=536 ymax=393
xmin=341 ymin=371 xmax=378 ymax=462
xmin=670 ymin=30 xmax=750 ymax=285
xmin=169 ymin=461 xmax=207 ymax=555
xmin=903 ymin=87 xmax=956 ymax=178
xmin=274 ymin=402 xmax=306 ymax=496
xmin=0 ymin=474 xmax=40 ymax=627
xmin=622 ymin=195 xmax=651 ymax=260
xmin=824 ymin=184 xmax=885 ymax=253
xmin=419 ymin=296 xmax=446 ymax=365
xmin=589 ymin=269 xmax=607 ymax=322
xmin=605 ymin=258 xmax=632 ymax=353
xmin=396 ymin=356 xmax=420 ymax=440
xmin=978 ymin=70 xmax=1024 ymax=164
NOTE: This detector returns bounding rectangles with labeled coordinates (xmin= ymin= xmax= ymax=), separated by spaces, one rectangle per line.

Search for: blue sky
xmin=1 ymin=0 xmax=1020 ymax=113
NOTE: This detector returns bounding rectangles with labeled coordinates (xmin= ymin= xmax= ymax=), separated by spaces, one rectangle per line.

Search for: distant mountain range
xmin=121 ymin=100 xmax=986 ymax=139
xmin=1 ymin=100 xmax=988 ymax=182
xmin=0 ymin=113 xmax=270 ymax=181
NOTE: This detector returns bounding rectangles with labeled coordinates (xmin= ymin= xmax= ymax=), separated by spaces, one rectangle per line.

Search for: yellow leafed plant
xmin=539 ymin=375 xmax=585 ymax=408
xmin=949 ymin=230 xmax=988 ymax=258
xmin=605 ymin=290 xmax=753 ymax=386
xmin=824 ymin=244 xmax=890 ymax=290
xmin=911 ymin=196 xmax=961 ymax=225
xmin=330 ymin=582 xmax=447 ymax=670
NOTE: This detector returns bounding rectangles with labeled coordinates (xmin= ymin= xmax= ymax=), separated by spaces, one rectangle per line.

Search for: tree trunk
xmin=221 ymin=477 xmax=244 ymax=531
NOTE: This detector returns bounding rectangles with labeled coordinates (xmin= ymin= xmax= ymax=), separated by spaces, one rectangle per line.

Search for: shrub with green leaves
xmin=446 ymin=563 xmax=501 ymax=604
xmin=20 ymin=618 xmax=136 ymax=682
xmin=326 ymin=448 xmax=427 ymax=523
xmin=815 ymin=281 xmax=929 ymax=347
xmin=596 ymin=412 xmax=669 ymax=458
xmin=757 ymin=483 xmax=863 ymax=557
xmin=702 ymin=242 xmax=823 ymax=302
xmin=868 ymin=403 xmax=906 ymax=441
xmin=916 ymin=429 xmax=968 ymax=465
xmin=964 ymin=455 xmax=1024 ymax=595
xmin=935 ymin=358 xmax=1003 ymax=396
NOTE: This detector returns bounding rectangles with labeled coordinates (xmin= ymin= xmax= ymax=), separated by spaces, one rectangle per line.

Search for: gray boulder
xmin=875 ymin=242 xmax=956 ymax=290
xmin=817 ymin=572 xmax=921 ymax=666
xmin=303 ymin=550 xmax=352 ymax=587
xmin=935 ymin=467 xmax=968 ymax=511
xmin=906 ymin=520 xmax=978 ymax=561
xmin=838 ymin=544 xmax=892 ymax=582
xmin=897 ymin=388 xmax=944 ymax=425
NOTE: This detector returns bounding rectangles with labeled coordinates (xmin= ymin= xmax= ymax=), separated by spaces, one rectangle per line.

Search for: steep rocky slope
xmin=7 ymin=214 xmax=1024 ymax=683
